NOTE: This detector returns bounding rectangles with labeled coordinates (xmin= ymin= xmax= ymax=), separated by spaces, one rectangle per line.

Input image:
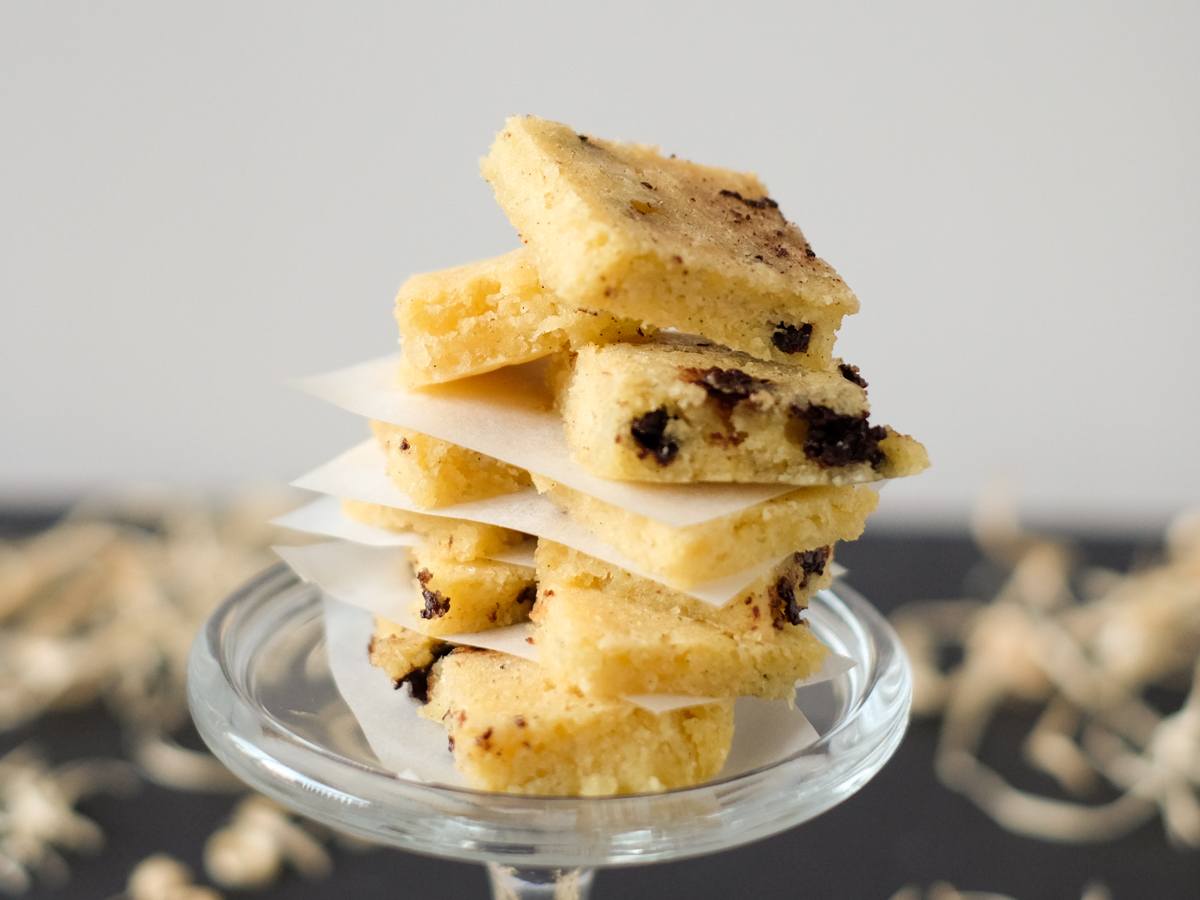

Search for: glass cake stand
xmin=188 ymin=563 xmax=911 ymax=899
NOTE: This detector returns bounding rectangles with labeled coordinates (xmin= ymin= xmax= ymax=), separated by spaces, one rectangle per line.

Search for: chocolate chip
xmin=514 ymin=715 xmax=527 ymax=728
xmin=680 ymin=366 xmax=773 ymax=409
xmin=395 ymin=643 xmax=454 ymax=703
xmin=577 ymin=134 xmax=589 ymax=143
xmin=476 ymin=727 xmax=494 ymax=750
xmin=420 ymin=587 xmax=451 ymax=619
xmin=771 ymin=576 xmax=805 ymax=627
xmin=771 ymin=322 xmax=813 ymax=354
xmin=792 ymin=405 xmax=887 ymax=468
xmin=838 ymin=363 xmax=868 ymax=389
xmin=399 ymin=438 xmax=410 ymax=451
xmin=515 ymin=585 xmax=537 ymax=605
xmin=630 ymin=407 xmax=679 ymax=466
xmin=795 ymin=546 xmax=830 ymax=578
xmin=718 ymin=188 xmax=780 ymax=210
xmin=640 ymin=181 xmax=656 ymax=190
xmin=769 ymin=546 xmax=830 ymax=628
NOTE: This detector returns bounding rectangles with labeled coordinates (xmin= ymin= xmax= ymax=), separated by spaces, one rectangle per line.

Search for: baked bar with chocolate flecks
xmin=371 ymin=420 xmax=531 ymax=508
xmin=531 ymin=473 xmax=877 ymax=588
xmin=482 ymin=115 xmax=856 ymax=367
xmin=421 ymin=649 xmax=734 ymax=795
xmin=532 ymin=541 xmax=831 ymax=699
xmin=557 ymin=339 xmax=929 ymax=485
xmin=395 ymin=248 xmax=649 ymax=386
xmin=409 ymin=545 xmax=535 ymax=636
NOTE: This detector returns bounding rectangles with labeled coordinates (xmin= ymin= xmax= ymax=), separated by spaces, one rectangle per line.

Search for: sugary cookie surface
xmin=533 ymin=542 xmax=831 ymax=699
xmin=558 ymin=339 xmax=929 ymax=484
xmin=371 ymin=420 xmax=531 ymax=508
xmin=421 ymin=650 xmax=734 ymax=795
xmin=395 ymin=248 xmax=648 ymax=385
xmin=409 ymin=544 xmax=535 ymax=636
xmin=482 ymin=116 xmax=856 ymax=366
xmin=531 ymin=474 xmax=878 ymax=587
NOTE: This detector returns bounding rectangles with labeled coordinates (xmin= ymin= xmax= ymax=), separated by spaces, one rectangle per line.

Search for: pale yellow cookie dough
xmin=372 ymin=420 xmax=531 ymax=508
xmin=409 ymin=544 xmax=535 ymax=636
xmin=557 ymin=339 xmax=929 ymax=485
xmin=530 ymin=475 xmax=877 ymax=587
xmin=482 ymin=115 xmax=856 ymax=367
xmin=533 ymin=541 xmax=831 ymax=699
xmin=422 ymin=649 xmax=734 ymax=795
xmin=395 ymin=248 xmax=648 ymax=386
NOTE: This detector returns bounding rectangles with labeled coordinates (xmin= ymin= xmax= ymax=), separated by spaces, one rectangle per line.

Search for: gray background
xmin=3 ymin=1 xmax=1198 ymax=528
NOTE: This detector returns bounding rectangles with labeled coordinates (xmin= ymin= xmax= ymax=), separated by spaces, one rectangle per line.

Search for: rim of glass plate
xmin=191 ymin=562 xmax=911 ymax=809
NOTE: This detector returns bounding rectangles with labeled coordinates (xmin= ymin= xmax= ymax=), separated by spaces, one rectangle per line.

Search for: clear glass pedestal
xmin=188 ymin=564 xmax=911 ymax=898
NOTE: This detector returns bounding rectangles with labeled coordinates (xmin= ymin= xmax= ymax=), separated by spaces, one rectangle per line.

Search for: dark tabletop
xmin=3 ymin=514 xmax=1197 ymax=900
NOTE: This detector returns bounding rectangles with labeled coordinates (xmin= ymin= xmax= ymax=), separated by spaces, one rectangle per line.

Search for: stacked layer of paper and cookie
xmin=278 ymin=116 xmax=928 ymax=797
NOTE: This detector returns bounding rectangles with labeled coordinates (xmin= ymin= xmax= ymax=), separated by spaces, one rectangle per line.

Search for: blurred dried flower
xmin=895 ymin=493 xmax=1200 ymax=847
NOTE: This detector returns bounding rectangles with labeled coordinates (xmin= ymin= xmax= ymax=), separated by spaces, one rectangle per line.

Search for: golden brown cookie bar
xmin=557 ymin=340 xmax=929 ymax=485
xmin=422 ymin=649 xmax=734 ymax=795
xmin=482 ymin=116 xmax=856 ymax=367
xmin=341 ymin=499 xmax=525 ymax=562
xmin=530 ymin=474 xmax=877 ymax=587
xmin=371 ymin=420 xmax=531 ymax=508
xmin=395 ymin=248 xmax=648 ymax=386
xmin=532 ymin=542 xmax=831 ymax=699
xmin=409 ymin=544 xmax=535 ymax=636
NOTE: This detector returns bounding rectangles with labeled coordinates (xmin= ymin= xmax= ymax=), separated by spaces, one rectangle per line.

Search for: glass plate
xmin=189 ymin=563 xmax=911 ymax=898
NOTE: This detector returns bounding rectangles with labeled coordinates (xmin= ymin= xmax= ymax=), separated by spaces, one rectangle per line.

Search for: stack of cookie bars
xmin=322 ymin=116 xmax=928 ymax=795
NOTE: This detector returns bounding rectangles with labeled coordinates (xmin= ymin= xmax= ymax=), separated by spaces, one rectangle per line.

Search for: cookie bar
xmin=409 ymin=545 xmax=536 ymax=636
xmin=531 ymin=474 xmax=877 ymax=587
xmin=533 ymin=542 xmax=831 ymax=699
xmin=371 ymin=420 xmax=531 ymax=507
xmin=558 ymin=340 xmax=929 ymax=485
xmin=367 ymin=617 xmax=451 ymax=702
xmin=395 ymin=248 xmax=648 ymax=386
xmin=421 ymin=649 xmax=734 ymax=795
xmin=482 ymin=115 xmax=856 ymax=367
xmin=341 ymin=499 xmax=525 ymax=562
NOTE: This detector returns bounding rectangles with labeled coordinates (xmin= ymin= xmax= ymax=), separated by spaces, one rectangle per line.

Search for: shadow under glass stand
xmin=188 ymin=564 xmax=911 ymax=899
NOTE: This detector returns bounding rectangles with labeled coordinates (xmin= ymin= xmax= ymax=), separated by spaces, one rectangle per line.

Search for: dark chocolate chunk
xmin=680 ymin=366 xmax=773 ymax=409
xmin=395 ymin=642 xmax=454 ymax=704
xmin=771 ymin=322 xmax=813 ymax=354
xmin=838 ymin=363 xmax=868 ymax=389
xmin=718 ymin=188 xmax=780 ymax=210
xmin=577 ymin=133 xmax=590 ymax=143
xmin=420 ymin=587 xmax=451 ymax=619
xmin=630 ymin=407 xmax=679 ymax=466
xmin=640 ymin=181 xmax=656 ymax=190
xmin=769 ymin=546 xmax=831 ymax=628
xmin=515 ymin=584 xmax=537 ymax=605
xmin=795 ymin=546 xmax=830 ymax=578
xmin=792 ymin=405 xmax=887 ymax=469
xmin=399 ymin=438 xmax=411 ymax=451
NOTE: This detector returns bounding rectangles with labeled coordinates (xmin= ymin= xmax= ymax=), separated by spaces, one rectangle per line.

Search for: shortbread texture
xmin=531 ymin=475 xmax=877 ymax=587
xmin=422 ymin=650 xmax=734 ymax=795
xmin=372 ymin=420 xmax=531 ymax=508
xmin=558 ymin=340 xmax=929 ymax=485
xmin=482 ymin=116 xmax=857 ymax=367
xmin=368 ymin=617 xmax=446 ymax=683
xmin=533 ymin=542 xmax=831 ymax=699
xmin=409 ymin=545 xmax=535 ymax=636
xmin=341 ymin=499 xmax=525 ymax=562
xmin=395 ymin=249 xmax=648 ymax=385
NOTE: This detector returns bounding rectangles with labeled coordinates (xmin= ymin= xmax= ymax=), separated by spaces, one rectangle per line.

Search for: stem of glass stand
xmin=485 ymin=863 xmax=596 ymax=899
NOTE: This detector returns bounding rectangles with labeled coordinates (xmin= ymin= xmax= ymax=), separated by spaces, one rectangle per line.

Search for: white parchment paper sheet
xmin=293 ymin=441 xmax=810 ymax=606
xmin=322 ymin=596 xmax=823 ymax=787
xmin=296 ymin=355 xmax=792 ymax=528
